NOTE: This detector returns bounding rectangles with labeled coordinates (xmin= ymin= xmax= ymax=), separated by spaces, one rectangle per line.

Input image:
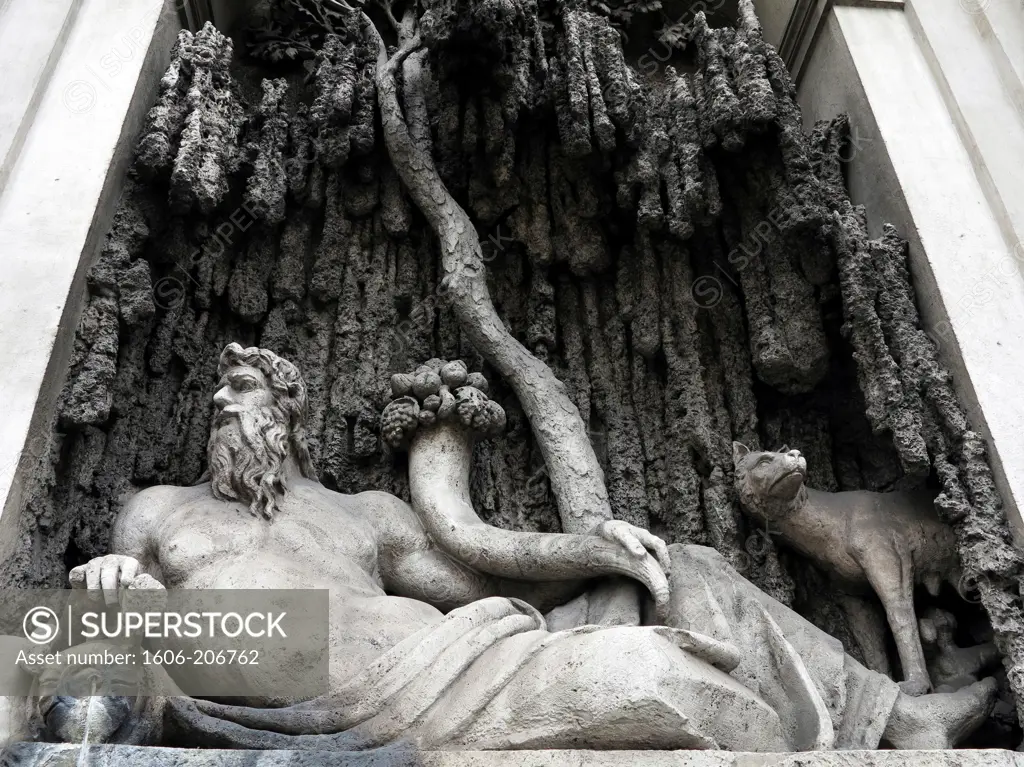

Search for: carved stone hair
xmin=217 ymin=342 xmax=317 ymax=480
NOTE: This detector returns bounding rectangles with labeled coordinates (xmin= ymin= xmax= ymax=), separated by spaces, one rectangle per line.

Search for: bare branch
xmin=386 ymin=32 xmax=422 ymax=72
xmin=321 ymin=0 xmax=360 ymax=13
xmin=363 ymin=11 xmax=420 ymax=71
xmin=377 ymin=0 xmax=402 ymax=35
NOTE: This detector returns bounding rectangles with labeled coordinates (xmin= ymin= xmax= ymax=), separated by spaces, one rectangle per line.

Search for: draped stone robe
xmin=163 ymin=545 xmax=898 ymax=752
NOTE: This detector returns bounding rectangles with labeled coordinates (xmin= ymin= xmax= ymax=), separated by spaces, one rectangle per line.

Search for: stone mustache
xmin=733 ymin=443 xmax=962 ymax=696
xmin=28 ymin=344 xmax=996 ymax=752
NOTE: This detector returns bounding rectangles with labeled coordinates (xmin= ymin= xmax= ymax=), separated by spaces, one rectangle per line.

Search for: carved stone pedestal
xmin=4 ymin=746 xmax=1022 ymax=767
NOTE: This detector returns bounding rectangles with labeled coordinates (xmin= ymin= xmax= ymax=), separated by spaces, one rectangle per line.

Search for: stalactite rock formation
xmin=2 ymin=0 xmax=1022 ymax=742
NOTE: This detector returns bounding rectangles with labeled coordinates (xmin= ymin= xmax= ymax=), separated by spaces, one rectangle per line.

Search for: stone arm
xmin=367 ymin=491 xmax=590 ymax=613
xmin=372 ymin=493 xmax=589 ymax=614
xmin=404 ymin=422 xmax=671 ymax=618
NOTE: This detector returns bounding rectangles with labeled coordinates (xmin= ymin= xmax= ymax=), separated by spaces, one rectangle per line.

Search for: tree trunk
xmin=370 ymin=19 xmax=642 ymax=622
xmin=370 ymin=26 xmax=607 ymax=536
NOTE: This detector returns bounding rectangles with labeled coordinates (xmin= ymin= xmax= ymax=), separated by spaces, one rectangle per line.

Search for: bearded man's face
xmin=208 ymin=365 xmax=292 ymax=519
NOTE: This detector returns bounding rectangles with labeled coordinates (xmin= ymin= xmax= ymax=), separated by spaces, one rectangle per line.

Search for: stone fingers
xmin=69 ymin=555 xmax=141 ymax=606
xmin=118 ymin=558 xmax=140 ymax=588
xmin=641 ymin=555 xmax=671 ymax=622
xmin=68 ymin=565 xmax=86 ymax=588
xmin=634 ymin=528 xmax=671 ymax=575
xmin=602 ymin=521 xmax=672 ymax=576
xmin=592 ymin=536 xmax=669 ymax=617
xmin=605 ymin=521 xmax=647 ymax=557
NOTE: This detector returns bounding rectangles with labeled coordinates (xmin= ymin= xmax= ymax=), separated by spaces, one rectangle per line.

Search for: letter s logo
xmin=23 ymin=607 xmax=59 ymax=645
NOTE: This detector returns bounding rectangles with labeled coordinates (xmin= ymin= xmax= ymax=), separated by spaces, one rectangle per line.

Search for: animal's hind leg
xmin=836 ymin=592 xmax=892 ymax=677
xmin=858 ymin=540 xmax=931 ymax=695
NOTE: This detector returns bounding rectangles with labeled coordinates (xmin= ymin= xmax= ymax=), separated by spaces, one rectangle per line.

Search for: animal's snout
xmin=784 ymin=449 xmax=806 ymax=473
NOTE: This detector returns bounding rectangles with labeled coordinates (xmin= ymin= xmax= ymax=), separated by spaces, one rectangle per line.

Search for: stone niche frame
xmin=0 ymin=0 xmax=181 ymax=566
xmin=2 ymin=0 xmax=1024 ymax=763
xmin=758 ymin=0 xmax=1024 ymax=545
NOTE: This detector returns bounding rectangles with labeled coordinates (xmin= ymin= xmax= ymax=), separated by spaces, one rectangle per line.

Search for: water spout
xmin=76 ymin=678 xmax=97 ymax=767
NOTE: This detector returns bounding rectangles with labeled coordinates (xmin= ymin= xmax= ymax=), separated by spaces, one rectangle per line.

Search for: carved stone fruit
xmin=440 ymin=360 xmax=468 ymax=388
xmin=412 ymin=371 xmax=442 ymax=399
xmin=465 ymin=372 xmax=488 ymax=394
xmin=437 ymin=389 xmax=457 ymax=419
xmin=391 ymin=373 xmax=414 ymax=397
xmin=381 ymin=396 xmax=420 ymax=446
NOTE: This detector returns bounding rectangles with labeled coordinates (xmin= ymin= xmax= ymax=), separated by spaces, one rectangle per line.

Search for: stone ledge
xmin=2 ymin=745 xmax=1021 ymax=767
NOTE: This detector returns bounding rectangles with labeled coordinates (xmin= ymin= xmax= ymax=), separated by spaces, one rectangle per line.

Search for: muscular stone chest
xmin=154 ymin=491 xmax=380 ymax=590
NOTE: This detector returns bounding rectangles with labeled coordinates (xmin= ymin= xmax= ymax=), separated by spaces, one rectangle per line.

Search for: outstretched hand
xmin=593 ymin=520 xmax=671 ymax=574
xmin=69 ymin=555 xmax=164 ymax=607
xmin=591 ymin=520 xmax=672 ymax=619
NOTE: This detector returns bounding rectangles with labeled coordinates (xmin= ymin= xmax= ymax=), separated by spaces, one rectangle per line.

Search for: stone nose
xmin=786 ymin=449 xmax=801 ymax=459
xmin=213 ymin=386 xmax=233 ymax=409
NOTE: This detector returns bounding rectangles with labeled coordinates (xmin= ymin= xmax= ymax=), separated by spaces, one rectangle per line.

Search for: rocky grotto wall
xmin=2 ymin=0 xmax=1024 ymax=744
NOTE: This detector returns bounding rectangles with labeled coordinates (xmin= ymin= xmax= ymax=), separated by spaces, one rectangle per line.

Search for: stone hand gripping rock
xmin=69 ymin=555 xmax=166 ymax=609
xmin=382 ymin=359 xmax=672 ymax=618
xmin=733 ymin=443 xmax=963 ymax=696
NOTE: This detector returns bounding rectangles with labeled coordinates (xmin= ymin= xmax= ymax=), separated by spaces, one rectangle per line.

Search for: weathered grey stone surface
xmin=3 ymin=0 xmax=1022 ymax=748
xmin=4 ymin=745 xmax=1023 ymax=767
xmin=22 ymin=344 xmax=992 ymax=753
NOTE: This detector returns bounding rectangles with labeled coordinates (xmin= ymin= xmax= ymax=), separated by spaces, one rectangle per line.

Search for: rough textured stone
xmin=2 ymin=3 xmax=1022 ymax=743
xmin=4 ymin=746 xmax=1022 ymax=767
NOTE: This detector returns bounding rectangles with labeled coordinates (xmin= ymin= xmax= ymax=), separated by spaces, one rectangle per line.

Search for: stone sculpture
xmin=14 ymin=343 xmax=997 ymax=754
xmin=919 ymin=609 xmax=1001 ymax=693
xmin=733 ymin=443 xmax=963 ymax=696
xmin=28 ymin=641 xmax=167 ymax=746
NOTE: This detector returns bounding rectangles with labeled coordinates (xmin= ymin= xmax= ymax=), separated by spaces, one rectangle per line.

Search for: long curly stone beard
xmin=208 ymin=405 xmax=290 ymax=519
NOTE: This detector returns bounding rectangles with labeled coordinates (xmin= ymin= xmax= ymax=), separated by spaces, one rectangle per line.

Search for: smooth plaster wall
xmin=0 ymin=0 xmax=180 ymax=565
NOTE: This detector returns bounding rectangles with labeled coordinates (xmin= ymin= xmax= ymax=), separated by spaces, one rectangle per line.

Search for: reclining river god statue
xmin=16 ymin=343 xmax=998 ymax=752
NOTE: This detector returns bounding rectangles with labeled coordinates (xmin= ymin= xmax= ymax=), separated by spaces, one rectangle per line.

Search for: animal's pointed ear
xmin=732 ymin=442 xmax=750 ymax=465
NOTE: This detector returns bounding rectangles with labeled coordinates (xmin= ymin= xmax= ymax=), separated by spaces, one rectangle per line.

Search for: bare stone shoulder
xmin=112 ymin=483 xmax=211 ymax=555
xmin=119 ymin=483 xmax=210 ymax=521
xmin=346 ymin=489 xmax=434 ymax=552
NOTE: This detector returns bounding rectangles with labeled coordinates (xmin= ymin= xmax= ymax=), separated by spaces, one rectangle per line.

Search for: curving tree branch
xmin=365 ymin=15 xmax=641 ymax=622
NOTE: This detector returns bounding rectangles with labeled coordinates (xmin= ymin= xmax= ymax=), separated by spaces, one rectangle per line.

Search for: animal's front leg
xmin=859 ymin=543 xmax=931 ymax=695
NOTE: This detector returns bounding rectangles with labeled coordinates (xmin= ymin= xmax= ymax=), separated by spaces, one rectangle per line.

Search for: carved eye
xmin=755 ymin=455 xmax=772 ymax=467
